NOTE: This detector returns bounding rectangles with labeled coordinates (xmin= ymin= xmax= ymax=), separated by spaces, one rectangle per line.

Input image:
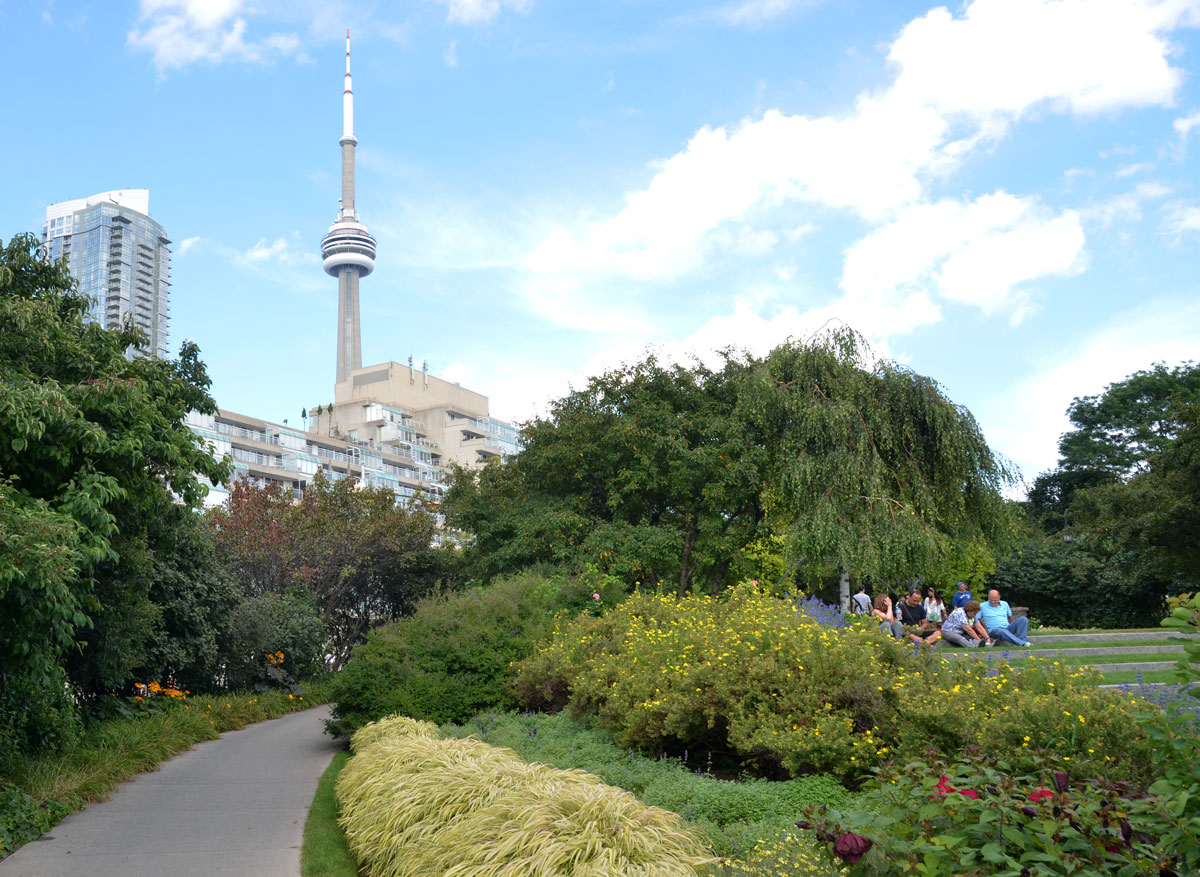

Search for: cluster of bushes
xmin=511 ymin=584 xmax=1155 ymax=785
xmin=799 ymin=750 xmax=1195 ymax=875
xmin=336 ymin=715 xmax=716 ymax=876
xmin=325 ymin=568 xmax=626 ymax=737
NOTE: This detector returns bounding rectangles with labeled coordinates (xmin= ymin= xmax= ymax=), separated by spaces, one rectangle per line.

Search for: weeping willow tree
xmin=739 ymin=328 xmax=1018 ymax=607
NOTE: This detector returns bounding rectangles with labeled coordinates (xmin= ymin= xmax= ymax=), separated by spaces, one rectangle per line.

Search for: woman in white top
xmin=923 ymin=587 xmax=946 ymax=624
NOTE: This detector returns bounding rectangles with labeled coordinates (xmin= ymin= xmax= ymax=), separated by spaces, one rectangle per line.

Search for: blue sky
xmin=3 ymin=0 xmax=1199 ymax=491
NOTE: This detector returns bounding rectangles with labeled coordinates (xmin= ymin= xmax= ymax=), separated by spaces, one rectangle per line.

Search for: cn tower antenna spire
xmin=322 ymin=28 xmax=376 ymax=385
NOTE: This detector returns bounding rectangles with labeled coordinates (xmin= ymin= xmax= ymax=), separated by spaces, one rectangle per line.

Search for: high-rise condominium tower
xmin=321 ymin=30 xmax=377 ymax=384
xmin=42 ymin=189 xmax=170 ymax=359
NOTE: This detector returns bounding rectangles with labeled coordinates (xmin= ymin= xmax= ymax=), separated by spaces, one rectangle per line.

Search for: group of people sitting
xmin=851 ymin=582 xmax=1030 ymax=648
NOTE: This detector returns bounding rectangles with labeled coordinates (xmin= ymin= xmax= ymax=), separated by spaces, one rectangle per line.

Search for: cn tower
xmin=322 ymin=29 xmax=377 ymax=384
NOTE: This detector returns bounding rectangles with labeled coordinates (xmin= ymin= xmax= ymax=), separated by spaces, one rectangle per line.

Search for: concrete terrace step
xmin=1027 ymin=632 xmax=1199 ymax=644
xmin=943 ymin=645 xmax=1185 ymax=660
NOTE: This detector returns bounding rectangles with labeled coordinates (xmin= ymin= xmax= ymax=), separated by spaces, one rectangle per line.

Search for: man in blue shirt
xmin=977 ymin=589 xmax=1030 ymax=646
xmin=952 ymin=582 xmax=972 ymax=609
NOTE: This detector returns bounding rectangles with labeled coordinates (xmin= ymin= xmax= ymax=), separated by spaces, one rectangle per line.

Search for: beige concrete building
xmin=309 ymin=360 xmax=521 ymax=471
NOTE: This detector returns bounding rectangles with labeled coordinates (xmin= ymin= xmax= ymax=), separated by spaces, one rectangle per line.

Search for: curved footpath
xmin=0 ymin=705 xmax=338 ymax=877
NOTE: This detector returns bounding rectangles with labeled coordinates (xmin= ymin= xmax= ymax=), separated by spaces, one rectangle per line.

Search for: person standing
xmin=851 ymin=584 xmax=872 ymax=616
xmin=952 ymin=581 xmax=973 ymax=609
xmin=977 ymin=589 xmax=1030 ymax=646
xmin=923 ymin=587 xmax=946 ymax=624
xmin=940 ymin=600 xmax=990 ymax=647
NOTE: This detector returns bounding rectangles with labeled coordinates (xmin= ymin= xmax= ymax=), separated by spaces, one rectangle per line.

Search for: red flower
xmin=1029 ymin=788 xmax=1055 ymax=803
xmin=932 ymin=776 xmax=979 ymax=801
xmin=833 ymin=833 xmax=873 ymax=864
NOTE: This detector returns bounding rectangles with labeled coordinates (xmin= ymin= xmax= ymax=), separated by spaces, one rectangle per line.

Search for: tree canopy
xmin=210 ymin=474 xmax=448 ymax=665
xmin=447 ymin=329 xmax=1017 ymax=598
xmin=1000 ymin=362 xmax=1200 ymax=625
xmin=0 ymin=232 xmax=231 ymax=748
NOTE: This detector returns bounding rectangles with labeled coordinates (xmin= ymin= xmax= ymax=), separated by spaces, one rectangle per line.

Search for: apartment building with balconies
xmin=186 ymin=408 xmax=448 ymax=524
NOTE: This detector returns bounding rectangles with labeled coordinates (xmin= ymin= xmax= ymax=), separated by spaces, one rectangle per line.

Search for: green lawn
xmin=301 ymin=748 xmax=357 ymax=877
xmin=1098 ymin=669 xmax=1185 ymax=685
xmin=1028 ymin=638 xmax=1193 ymax=647
xmin=1029 ymin=652 xmax=1182 ymax=666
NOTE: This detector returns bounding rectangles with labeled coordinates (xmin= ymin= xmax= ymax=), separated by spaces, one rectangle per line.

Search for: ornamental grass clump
xmin=337 ymin=716 xmax=716 ymax=877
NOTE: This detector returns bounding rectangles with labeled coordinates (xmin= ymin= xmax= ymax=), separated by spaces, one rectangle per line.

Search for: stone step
xmin=1029 ymin=645 xmax=1185 ymax=657
xmin=1078 ymin=661 xmax=1178 ymax=673
xmin=1099 ymin=681 xmax=1171 ymax=690
xmin=1027 ymin=632 xmax=1199 ymax=644
xmin=943 ymin=645 xmax=1185 ymax=660
xmin=945 ymin=656 xmax=1179 ymax=673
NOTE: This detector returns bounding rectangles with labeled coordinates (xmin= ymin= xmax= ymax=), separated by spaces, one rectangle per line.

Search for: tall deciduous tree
xmin=210 ymin=478 xmax=296 ymax=595
xmin=448 ymin=330 xmax=1016 ymax=602
xmin=210 ymin=474 xmax=448 ymax=665
xmin=742 ymin=328 xmax=1017 ymax=603
xmin=291 ymin=474 xmax=446 ymax=664
xmin=448 ymin=355 xmax=766 ymax=596
xmin=0 ymin=233 xmax=230 ymax=740
xmin=1028 ymin=361 xmax=1200 ymax=530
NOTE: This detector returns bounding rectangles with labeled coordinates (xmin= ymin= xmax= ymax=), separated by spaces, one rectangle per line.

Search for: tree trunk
xmin=710 ymin=558 xmax=732 ymax=598
xmin=839 ymin=568 xmax=851 ymax=615
xmin=678 ymin=523 xmax=699 ymax=598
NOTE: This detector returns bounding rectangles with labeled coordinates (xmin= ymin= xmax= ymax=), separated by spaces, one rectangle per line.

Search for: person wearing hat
xmin=951 ymin=581 xmax=973 ymax=609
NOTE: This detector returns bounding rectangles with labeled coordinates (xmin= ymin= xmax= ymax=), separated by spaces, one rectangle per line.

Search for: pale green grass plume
xmin=337 ymin=715 xmax=717 ymax=876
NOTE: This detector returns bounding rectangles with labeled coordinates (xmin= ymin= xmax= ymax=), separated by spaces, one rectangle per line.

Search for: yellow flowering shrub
xmin=513 ymin=583 xmax=1154 ymax=784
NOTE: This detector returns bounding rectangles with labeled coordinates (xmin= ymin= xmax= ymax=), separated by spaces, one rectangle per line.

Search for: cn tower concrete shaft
xmin=321 ymin=29 xmax=376 ymax=385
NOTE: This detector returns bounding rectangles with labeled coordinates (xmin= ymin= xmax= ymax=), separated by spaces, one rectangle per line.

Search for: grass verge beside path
xmin=301 ymin=748 xmax=357 ymax=877
xmin=0 ymin=677 xmax=334 ymax=859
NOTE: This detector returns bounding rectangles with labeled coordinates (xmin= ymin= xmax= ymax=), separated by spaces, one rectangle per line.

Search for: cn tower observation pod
xmin=322 ymin=221 xmax=376 ymax=276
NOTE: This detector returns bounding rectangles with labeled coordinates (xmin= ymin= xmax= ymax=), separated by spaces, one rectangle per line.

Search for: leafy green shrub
xmin=327 ymin=571 xmax=568 ymax=736
xmin=987 ymin=539 xmax=1169 ymax=628
xmin=0 ymin=782 xmax=73 ymax=856
xmin=224 ymin=590 xmax=326 ymax=689
xmin=797 ymin=751 xmax=1181 ymax=875
xmin=1123 ymin=592 xmax=1200 ymax=874
xmin=336 ymin=715 xmax=717 ymax=876
xmin=446 ymin=710 xmax=849 ymax=862
xmin=513 ymin=584 xmax=1154 ymax=784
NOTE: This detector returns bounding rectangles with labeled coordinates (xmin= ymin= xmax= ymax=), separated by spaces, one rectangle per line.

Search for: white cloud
xmin=1080 ymin=182 xmax=1171 ymax=225
xmin=178 ymin=235 xmax=202 ymax=254
xmin=435 ymin=0 xmax=531 ymax=26
xmin=709 ymin=0 xmax=820 ymax=26
xmin=886 ymin=0 xmax=1194 ymax=120
xmin=239 ymin=233 xmax=319 ymax=267
xmin=842 ymin=192 xmax=1086 ymax=321
xmin=443 ymin=39 xmax=458 ymax=68
xmin=527 ymin=0 xmax=1195 ymax=286
xmin=982 ymin=297 xmax=1200 ymax=483
xmin=128 ymin=0 xmax=302 ymax=73
xmin=1174 ymin=109 xmax=1200 ymax=137
xmin=1116 ymin=161 xmax=1154 ymax=177
xmin=1162 ymin=203 xmax=1200 ymax=238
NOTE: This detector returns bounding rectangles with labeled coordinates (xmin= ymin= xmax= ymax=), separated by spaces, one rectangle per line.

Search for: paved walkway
xmin=0 ymin=705 xmax=338 ymax=877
